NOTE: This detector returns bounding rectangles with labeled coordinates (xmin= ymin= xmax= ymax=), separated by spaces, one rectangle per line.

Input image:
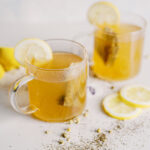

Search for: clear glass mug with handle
xmin=74 ymin=12 xmax=147 ymax=81
xmin=9 ymin=39 xmax=88 ymax=122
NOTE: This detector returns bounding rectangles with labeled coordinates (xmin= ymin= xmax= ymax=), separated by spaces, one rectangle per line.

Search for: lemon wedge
xmin=0 ymin=64 xmax=5 ymax=79
xmin=102 ymin=93 xmax=142 ymax=120
xmin=120 ymin=85 xmax=150 ymax=108
xmin=0 ymin=47 xmax=20 ymax=71
xmin=15 ymin=38 xmax=53 ymax=66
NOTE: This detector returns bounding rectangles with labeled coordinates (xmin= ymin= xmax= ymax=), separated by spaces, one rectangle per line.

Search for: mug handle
xmin=9 ymin=75 xmax=38 ymax=114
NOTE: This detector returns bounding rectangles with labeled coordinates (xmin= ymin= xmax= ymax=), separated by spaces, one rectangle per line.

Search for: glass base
xmin=92 ymin=71 xmax=140 ymax=82
xmin=31 ymin=107 xmax=85 ymax=122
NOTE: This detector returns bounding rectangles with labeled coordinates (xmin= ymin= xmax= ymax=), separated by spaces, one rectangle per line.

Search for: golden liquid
xmin=28 ymin=52 xmax=86 ymax=122
xmin=92 ymin=24 xmax=144 ymax=81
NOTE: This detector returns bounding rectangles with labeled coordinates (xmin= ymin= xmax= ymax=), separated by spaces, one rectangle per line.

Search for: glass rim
xmin=94 ymin=11 xmax=147 ymax=37
xmin=25 ymin=39 xmax=87 ymax=71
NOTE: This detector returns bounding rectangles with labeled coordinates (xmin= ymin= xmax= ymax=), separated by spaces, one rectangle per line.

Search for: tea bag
xmin=63 ymin=79 xmax=80 ymax=107
xmin=59 ymin=63 xmax=81 ymax=107
xmin=95 ymin=27 xmax=118 ymax=65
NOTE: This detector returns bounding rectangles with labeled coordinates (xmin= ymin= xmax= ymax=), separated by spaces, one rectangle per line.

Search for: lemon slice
xmin=88 ymin=1 xmax=120 ymax=27
xmin=15 ymin=38 xmax=53 ymax=66
xmin=102 ymin=93 xmax=142 ymax=120
xmin=120 ymin=85 xmax=150 ymax=108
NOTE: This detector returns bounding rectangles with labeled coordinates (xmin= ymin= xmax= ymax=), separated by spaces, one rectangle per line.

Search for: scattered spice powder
xmin=73 ymin=117 xmax=80 ymax=124
xmin=67 ymin=120 xmax=73 ymax=124
xmin=83 ymin=112 xmax=88 ymax=117
xmin=66 ymin=128 xmax=71 ymax=132
xmin=62 ymin=132 xmax=68 ymax=138
xmin=41 ymin=121 xmax=131 ymax=150
xmin=108 ymin=130 xmax=112 ymax=134
xmin=117 ymin=125 xmax=121 ymax=129
xmin=58 ymin=140 xmax=64 ymax=145
xmin=110 ymin=86 xmax=115 ymax=90
xmin=96 ymin=128 xmax=101 ymax=133
xmin=99 ymin=133 xmax=106 ymax=143
xmin=44 ymin=130 xmax=48 ymax=134
xmin=41 ymin=108 xmax=126 ymax=149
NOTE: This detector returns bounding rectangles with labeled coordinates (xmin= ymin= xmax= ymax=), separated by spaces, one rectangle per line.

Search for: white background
xmin=0 ymin=0 xmax=149 ymax=23
xmin=0 ymin=0 xmax=149 ymax=50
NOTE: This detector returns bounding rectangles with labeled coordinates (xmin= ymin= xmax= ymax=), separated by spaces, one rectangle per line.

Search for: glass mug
xmin=92 ymin=12 xmax=147 ymax=81
xmin=9 ymin=39 xmax=88 ymax=122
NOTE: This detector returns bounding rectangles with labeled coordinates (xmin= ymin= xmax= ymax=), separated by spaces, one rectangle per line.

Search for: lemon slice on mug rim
xmin=88 ymin=1 xmax=120 ymax=27
xmin=14 ymin=38 xmax=53 ymax=66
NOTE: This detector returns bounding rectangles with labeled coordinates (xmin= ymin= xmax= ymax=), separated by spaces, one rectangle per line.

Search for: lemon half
xmin=15 ymin=38 xmax=53 ymax=66
xmin=102 ymin=93 xmax=142 ymax=120
xmin=120 ymin=85 xmax=150 ymax=108
xmin=0 ymin=47 xmax=20 ymax=71
xmin=88 ymin=1 xmax=120 ymax=27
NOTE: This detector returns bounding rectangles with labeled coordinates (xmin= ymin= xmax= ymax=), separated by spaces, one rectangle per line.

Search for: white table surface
xmin=0 ymin=22 xmax=150 ymax=150
xmin=0 ymin=0 xmax=150 ymax=149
